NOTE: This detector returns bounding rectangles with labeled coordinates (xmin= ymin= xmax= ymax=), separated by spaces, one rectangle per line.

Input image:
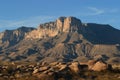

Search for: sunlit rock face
xmin=63 ymin=17 xmax=82 ymax=32
xmin=25 ymin=16 xmax=82 ymax=39
xmin=56 ymin=17 xmax=66 ymax=33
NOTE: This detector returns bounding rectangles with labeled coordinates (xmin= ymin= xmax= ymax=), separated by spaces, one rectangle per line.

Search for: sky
xmin=0 ymin=0 xmax=120 ymax=31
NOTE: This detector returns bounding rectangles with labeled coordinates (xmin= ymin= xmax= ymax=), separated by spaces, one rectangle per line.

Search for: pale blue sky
xmin=0 ymin=0 xmax=120 ymax=31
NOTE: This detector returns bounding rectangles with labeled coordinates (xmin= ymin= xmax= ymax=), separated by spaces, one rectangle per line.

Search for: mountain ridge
xmin=0 ymin=16 xmax=120 ymax=64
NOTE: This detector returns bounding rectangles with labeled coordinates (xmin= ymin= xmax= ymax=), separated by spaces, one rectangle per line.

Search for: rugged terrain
xmin=0 ymin=16 xmax=120 ymax=65
xmin=0 ymin=16 xmax=120 ymax=80
xmin=0 ymin=60 xmax=119 ymax=80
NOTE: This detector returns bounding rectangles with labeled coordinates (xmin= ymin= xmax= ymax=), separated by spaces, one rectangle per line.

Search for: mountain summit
xmin=0 ymin=16 xmax=120 ymax=63
xmin=25 ymin=16 xmax=120 ymax=44
xmin=25 ymin=16 xmax=82 ymax=39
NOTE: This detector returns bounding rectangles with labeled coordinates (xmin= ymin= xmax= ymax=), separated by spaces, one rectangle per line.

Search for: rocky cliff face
xmin=25 ymin=17 xmax=82 ymax=39
xmin=0 ymin=16 xmax=120 ymax=64
xmin=24 ymin=16 xmax=120 ymax=44
xmin=63 ymin=17 xmax=82 ymax=32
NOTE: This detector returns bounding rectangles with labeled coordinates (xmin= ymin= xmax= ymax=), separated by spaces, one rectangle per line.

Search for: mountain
xmin=0 ymin=26 xmax=35 ymax=48
xmin=0 ymin=16 xmax=120 ymax=64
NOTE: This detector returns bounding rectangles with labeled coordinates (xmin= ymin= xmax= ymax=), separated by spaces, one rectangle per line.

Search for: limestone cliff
xmin=25 ymin=17 xmax=82 ymax=39
xmin=63 ymin=17 xmax=82 ymax=32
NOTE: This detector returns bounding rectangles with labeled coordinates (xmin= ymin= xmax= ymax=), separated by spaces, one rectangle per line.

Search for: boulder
xmin=15 ymin=73 xmax=23 ymax=78
xmin=50 ymin=62 xmax=59 ymax=66
xmin=91 ymin=61 xmax=109 ymax=71
xmin=87 ymin=60 xmax=96 ymax=69
xmin=59 ymin=64 xmax=67 ymax=71
xmin=69 ymin=62 xmax=80 ymax=73
xmin=33 ymin=69 xmax=39 ymax=74
xmin=39 ymin=66 xmax=49 ymax=72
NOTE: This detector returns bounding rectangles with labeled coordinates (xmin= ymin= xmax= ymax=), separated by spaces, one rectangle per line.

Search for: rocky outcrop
xmin=0 ymin=61 xmax=120 ymax=80
xmin=91 ymin=61 xmax=108 ymax=71
xmin=87 ymin=60 xmax=97 ymax=69
xmin=87 ymin=60 xmax=112 ymax=71
xmin=69 ymin=62 xmax=80 ymax=73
